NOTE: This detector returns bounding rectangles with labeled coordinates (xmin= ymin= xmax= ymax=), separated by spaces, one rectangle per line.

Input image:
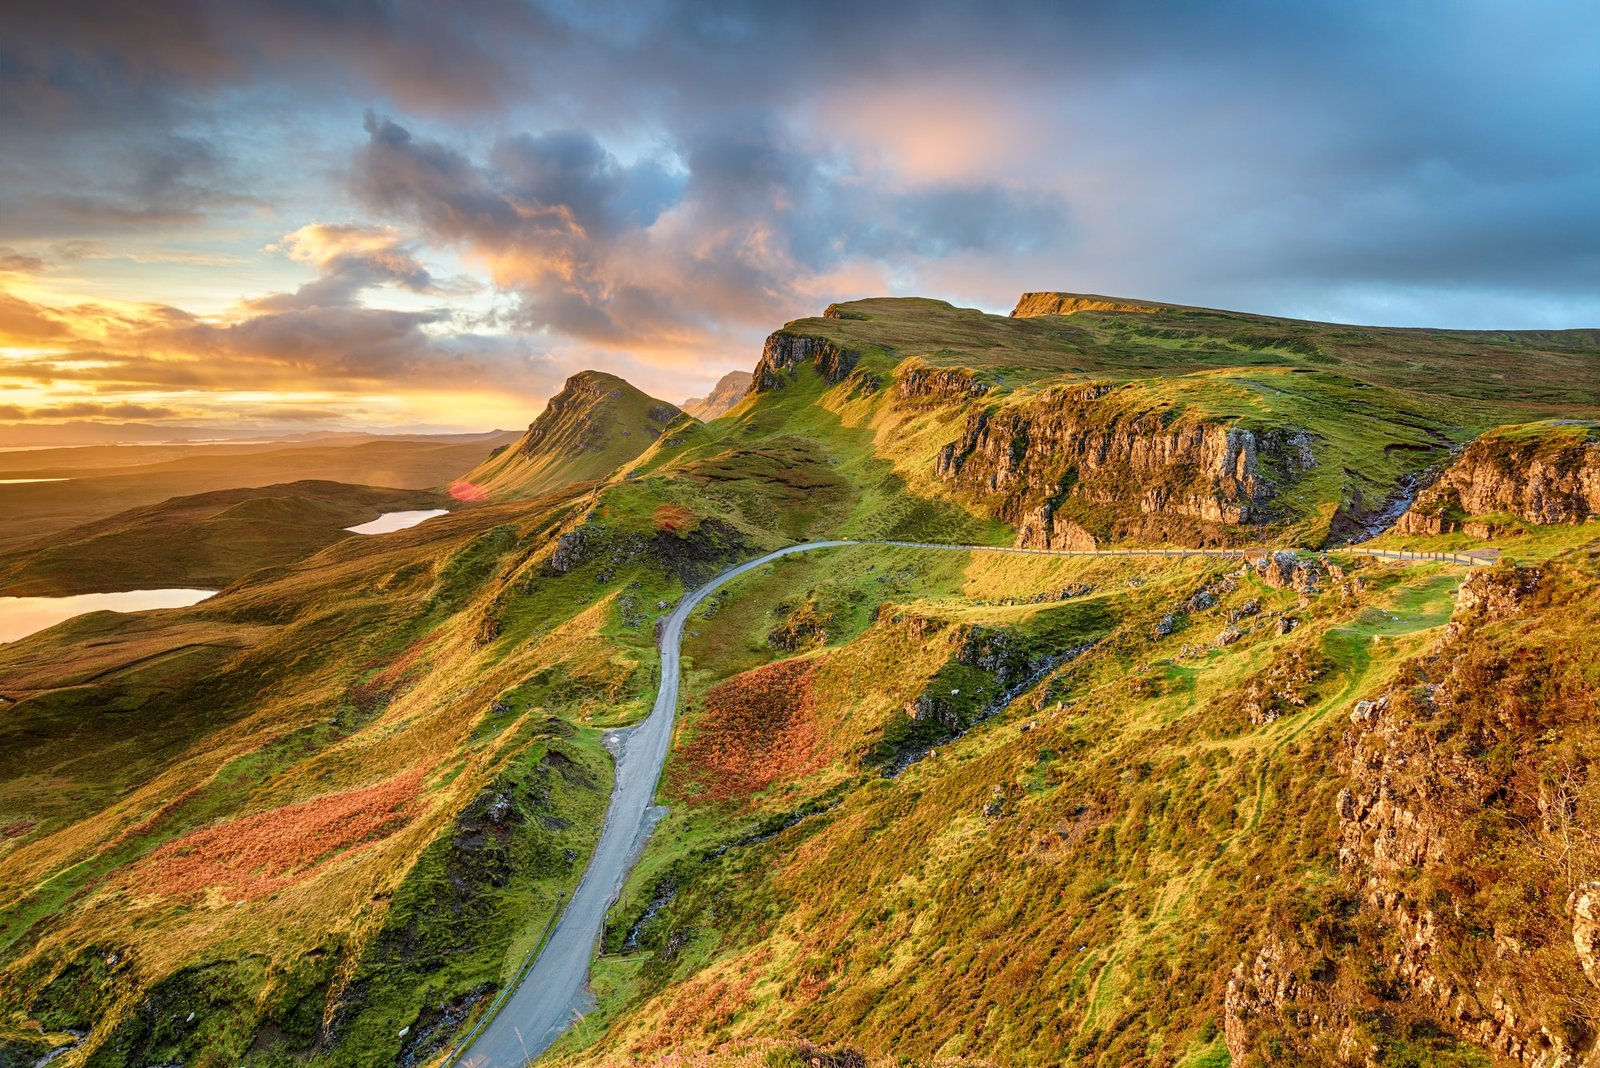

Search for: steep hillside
xmin=1396 ymin=420 xmax=1600 ymax=536
xmin=461 ymin=371 xmax=684 ymax=499
xmin=0 ymin=477 xmax=760 ymax=1066
xmin=630 ymin=296 xmax=1599 ymax=550
xmin=0 ymin=481 xmax=445 ymax=595
xmin=544 ymin=534 xmax=1598 ymax=1068
xmin=682 ymin=371 xmax=754 ymax=421
xmin=2 ymin=292 xmax=1597 ymax=1068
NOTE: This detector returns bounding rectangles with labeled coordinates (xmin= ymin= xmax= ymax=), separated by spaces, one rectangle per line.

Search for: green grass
xmin=4 ymin=292 xmax=1597 ymax=1067
xmin=466 ymin=371 xmax=682 ymax=499
xmin=561 ymin=548 xmax=1490 ymax=1067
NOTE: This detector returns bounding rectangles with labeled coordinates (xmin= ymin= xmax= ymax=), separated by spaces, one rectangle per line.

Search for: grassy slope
xmin=2 ymin=294 xmax=1597 ymax=1066
xmin=807 ymin=296 xmax=1599 ymax=417
xmin=554 ymin=529 xmax=1600 ymax=1067
xmin=465 ymin=372 xmax=681 ymax=500
xmin=0 ymin=436 xmax=516 ymax=554
xmin=733 ymin=298 xmax=1599 ymax=547
xmin=0 ymin=481 xmax=446 ymax=595
xmin=0 ymin=475 xmax=719 ymax=1065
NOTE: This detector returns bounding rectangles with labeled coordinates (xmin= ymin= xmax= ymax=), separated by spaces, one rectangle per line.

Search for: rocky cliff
xmin=747 ymin=332 xmax=860 ymax=394
xmin=1009 ymin=292 xmax=1166 ymax=317
xmin=1396 ymin=423 xmax=1600 ymax=535
xmin=1226 ymin=565 xmax=1600 ymax=1066
xmin=681 ymin=370 xmax=753 ymax=421
xmin=891 ymin=361 xmax=991 ymax=405
xmin=932 ymin=384 xmax=1317 ymax=545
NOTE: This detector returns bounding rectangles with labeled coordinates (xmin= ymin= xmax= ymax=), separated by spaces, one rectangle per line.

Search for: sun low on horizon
xmin=3 ymin=6 xmax=1600 ymax=1068
xmin=4 ymin=0 xmax=1599 ymax=444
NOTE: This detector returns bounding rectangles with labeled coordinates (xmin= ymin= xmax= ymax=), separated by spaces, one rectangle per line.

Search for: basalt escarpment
xmin=933 ymin=385 xmax=1317 ymax=545
xmin=1226 ymin=566 xmax=1600 ymax=1067
xmin=748 ymin=333 xmax=860 ymax=394
xmin=1396 ymin=424 xmax=1600 ymax=535
xmin=681 ymin=370 xmax=753 ymax=421
xmin=892 ymin=362 xmax=991 ymax=405
xmin=1009 ymin=292 xmax=1166 ymax=318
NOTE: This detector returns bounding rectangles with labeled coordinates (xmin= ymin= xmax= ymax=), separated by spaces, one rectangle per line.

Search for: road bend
xmin=456 ymin=538 xmax=1484 ymax=1065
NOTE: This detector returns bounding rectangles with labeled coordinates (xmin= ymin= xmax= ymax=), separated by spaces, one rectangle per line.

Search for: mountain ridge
xmin=2 ymin=291 xmax=1597 ymax=1068
xmin=681 ymin=371 xmax=754 ymax=421
xmin=459 ymin=370 xmax=683 ymax=500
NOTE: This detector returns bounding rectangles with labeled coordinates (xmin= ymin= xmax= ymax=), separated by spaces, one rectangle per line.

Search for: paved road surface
xmin=455 ymin=538 xmax=1486 ymax=1065
xmin=457 ymin=541 xmax=854 ymax=1066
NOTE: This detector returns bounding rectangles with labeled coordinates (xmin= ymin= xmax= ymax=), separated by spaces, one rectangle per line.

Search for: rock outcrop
xmin=1571 ymin=883 xmax=1600 ymax=989
xmin=933 ymin=384 xmax=1316 ymax=543
xmin=681 ymin=370 xmax=753 ymax=421
xmin=1015 ymin=503 xmax=1097 ymax=551
xmin=1396 ymin=424 xmax=1600 ymax=534
xmin=1228 ymin=565 xmax=1599 ymax=1067
xmin=1010 ymin=292 xmax=1165 ymax=318
xmin=892 ymin=362 xmax=991 ymax=404
xmin=1254 ymin=550 xmax=1323 ymax=594
xmin=748 ymin=333 xmax=859 ymax=393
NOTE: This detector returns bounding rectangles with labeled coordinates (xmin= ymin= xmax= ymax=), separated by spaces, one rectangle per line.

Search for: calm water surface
xmin=345 ymin=509 xmax=448 ymax=535
xmin=0 ymin=589 xmax=216 ymax=644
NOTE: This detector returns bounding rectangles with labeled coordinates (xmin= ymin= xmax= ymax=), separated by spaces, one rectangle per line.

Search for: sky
xmin=3 ymin=0 xmax=1598 ymax=436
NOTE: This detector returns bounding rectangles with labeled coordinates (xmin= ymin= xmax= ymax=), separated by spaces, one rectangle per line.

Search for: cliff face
xmin=747 ymin=333 xmax=859 ymax=394
xmin=1226 ymin=566 xmax=1600 ymax=1067
xmin=681 ymin=370 xmax=753 ymax=421
xmin=1396 ymin=424 xmax=1600 ymax=535
xmin=892 ymin=362 xmax=991 ymax=405
xmin=1009 ymin=292 xmax=1165 ymax=318
xmin=932 ymin=384 xmax=1316 ymax=543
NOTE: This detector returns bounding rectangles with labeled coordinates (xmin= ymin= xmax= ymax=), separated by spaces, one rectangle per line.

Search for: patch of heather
xmin=667 ymin=658 xmax=827 ymax=807
xmin=134 ymin=767 xmax=428 ymax=901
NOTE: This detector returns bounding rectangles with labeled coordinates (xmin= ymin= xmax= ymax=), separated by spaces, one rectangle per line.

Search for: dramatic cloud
xmin=1 ymin=0 xmax=1596 ymax=434
xmin=351 ymin=113 xmax=1067 ymax=354
xmin=0 ymin=401 xmax=181 ymax=421
xmin=250 ymin=224 xmax=436 ymax=312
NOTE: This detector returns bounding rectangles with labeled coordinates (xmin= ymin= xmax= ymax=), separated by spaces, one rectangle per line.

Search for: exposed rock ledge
xmin=1010 ymin=291 xmax=1165 ymax=317
xmin=748 ymin=332 xmax=859 ymax=394
xmin=933 ymin=384 xmax=1316 ymax=543
xmin=1228 ymin=566 xmax=1599 ymax=1067
xmin=1396 ymin=423 xmax=1600 ymax=535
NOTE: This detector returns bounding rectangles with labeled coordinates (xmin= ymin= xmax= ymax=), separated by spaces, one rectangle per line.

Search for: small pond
xmin=344 ymin=509 xmax=449 ymax=535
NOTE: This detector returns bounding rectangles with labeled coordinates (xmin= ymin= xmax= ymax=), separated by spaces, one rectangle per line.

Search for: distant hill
xmin=681 ymin=370 xmax=753 ymax=421
xmin=460 ymin=370 xmax=682 ymax=498
xmin=0 ymin=480 xmax=445 ymax=595
xmin=5 ymin=291 xmax=1599 ymax=1068
xmin=0 ymin=434 xmax=517 ymax=553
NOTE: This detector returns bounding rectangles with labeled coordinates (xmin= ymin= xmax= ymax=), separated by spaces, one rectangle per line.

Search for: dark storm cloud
xmin=0 ymin=0 xmax=561 ymax=115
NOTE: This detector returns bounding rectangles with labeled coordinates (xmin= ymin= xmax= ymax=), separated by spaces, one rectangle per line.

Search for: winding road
xmin=454 ymin=539 xmax=1488 ymax=1066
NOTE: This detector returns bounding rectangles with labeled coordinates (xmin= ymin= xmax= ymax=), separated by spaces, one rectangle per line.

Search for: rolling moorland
xmin=0 ymin=433 xmax=518 ymax=556
xmin=1 ymin=293 xmax=1598 ymax=1067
